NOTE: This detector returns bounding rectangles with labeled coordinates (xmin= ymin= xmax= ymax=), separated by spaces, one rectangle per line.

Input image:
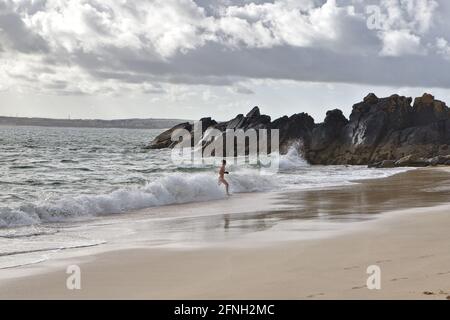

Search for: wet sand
xmin=1 ymin=168 xmax=449 ymax=299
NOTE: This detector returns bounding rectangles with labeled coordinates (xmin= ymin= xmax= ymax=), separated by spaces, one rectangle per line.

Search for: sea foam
xmin=0 ymin=172 xmax=275 ymax=228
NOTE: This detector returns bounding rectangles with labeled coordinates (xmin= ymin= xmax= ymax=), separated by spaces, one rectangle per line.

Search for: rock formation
xmin=148 ymin=93 xmax=450 ymax=167
xmin=309 ymin=93 xmax=449 ymax=166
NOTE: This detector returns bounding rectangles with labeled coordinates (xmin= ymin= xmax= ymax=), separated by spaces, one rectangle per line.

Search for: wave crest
xmin=0 ymin=172 xmax=274 ymax=228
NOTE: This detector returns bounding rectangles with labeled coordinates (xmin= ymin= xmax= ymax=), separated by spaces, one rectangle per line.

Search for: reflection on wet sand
xmin=142 ymin=168 xmax=450 ymax=245
xmin=280 ymin=168 xmax=450 ymax=219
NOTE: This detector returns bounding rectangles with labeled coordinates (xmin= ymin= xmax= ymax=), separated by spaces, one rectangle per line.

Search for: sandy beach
xmin=1 ymin=168 xmax=449 ymax=299
xmin=5 ymin=0 xmax=450 ymax=304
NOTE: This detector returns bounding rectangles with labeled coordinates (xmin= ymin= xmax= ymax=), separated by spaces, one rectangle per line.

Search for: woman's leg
xmin=224 ymin=180 xmax=230 ymax=195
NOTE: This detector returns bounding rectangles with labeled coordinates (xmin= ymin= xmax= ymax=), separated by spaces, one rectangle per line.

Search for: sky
xmin=1 ymin=0 xmax=450 ymax=122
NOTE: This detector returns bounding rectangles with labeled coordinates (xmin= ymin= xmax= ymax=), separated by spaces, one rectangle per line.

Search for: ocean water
xmin=0 ymin=125 xmax=410 ymax=269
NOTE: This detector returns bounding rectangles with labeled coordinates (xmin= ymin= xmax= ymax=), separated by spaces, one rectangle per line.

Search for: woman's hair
xmin=222 ymin=159 xmax=226 ymax=164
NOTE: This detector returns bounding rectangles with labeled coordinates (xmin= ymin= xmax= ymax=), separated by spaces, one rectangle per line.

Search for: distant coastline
xmin=0 ymin=116 xmax=187 ymax=130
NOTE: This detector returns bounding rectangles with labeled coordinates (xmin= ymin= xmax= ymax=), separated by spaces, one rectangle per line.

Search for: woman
xmin=218 ymin=159 xmax=230 ymax=196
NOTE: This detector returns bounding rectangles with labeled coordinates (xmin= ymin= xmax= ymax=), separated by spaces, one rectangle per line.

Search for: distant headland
xmin=0 ymin=116 xmax=189 ymax=130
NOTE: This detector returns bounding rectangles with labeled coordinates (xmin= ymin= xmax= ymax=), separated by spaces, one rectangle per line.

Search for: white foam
xmin=0 ymin=172 xmax=274 ymax=228
xmin=278 ymin=145 xmax=308 ymax=170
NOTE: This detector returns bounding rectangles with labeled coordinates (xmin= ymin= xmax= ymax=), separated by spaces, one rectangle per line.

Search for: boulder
xmin=412 ymin=93 xmax=449 ymax=126
xmin=246 ymin=106 xmax=261 ymax=118
xmin=198 ymin=117 xmax=217 ymax=132
xmin=148 ymin=117 xmax=216 ymax=149
xmin=225 ymin=114 xmax=245 ymax=130
xmin=148 ymin=122 xmax=192 ymax=149
xmin=363 ymin=93 xmax=379 ymax=104
xmin=379 ymin=160 xmax=396 ymax=168
xmin=310 ymin=109 xmax=348 ymax=151
xmin=395 ymin=155 xmax=429 ymax=167
xmin=441 ymin=155 xmax=450 ymax=164
xmin=368 ymin=160 xmax=397 ymax=168
xmin=271 ymin=113 xmax=315 ymax=153
xmin=429 ymin=155 xmax=450 ymax=165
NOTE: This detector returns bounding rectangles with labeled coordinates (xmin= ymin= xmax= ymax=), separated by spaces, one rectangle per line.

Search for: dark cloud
xmin=0 ymin=12 xmax=49 ymax=53
xmin=72 ymin=42 xmax=450 ymax=89
xmin=2 ymin=0 xmax=450 ymax=96
xmin=233 ymin=85 xmax=255 ymax=94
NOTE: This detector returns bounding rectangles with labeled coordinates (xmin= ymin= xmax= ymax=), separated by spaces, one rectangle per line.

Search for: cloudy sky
xmin=1 ymin=0 xmax=450 ymax=122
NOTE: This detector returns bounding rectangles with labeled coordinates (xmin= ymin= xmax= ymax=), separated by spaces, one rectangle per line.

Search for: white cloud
xmin=216 ymin=0 xmax=365 ymax=50
xmin=379 ymin=29 xmax=426 ymax=56
xmin=1 ymin=0 xmax=450 ymax=99
xmin=23 ymin=0 xmax=214 ymax=58
xmin=372 ymin=0 xmax=439 ymax=57
xmin=2 ymin=0 xmax=375 ymax=58
xmin=436 ymin=37 xmax=450 ymax=59
xmin=378 ymin=0 xmax=438 ymax=34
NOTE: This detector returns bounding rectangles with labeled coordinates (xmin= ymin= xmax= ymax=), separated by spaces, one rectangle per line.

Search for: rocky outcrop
xmin=147 ymin=117 xmax=216 ymax=149
xmin=308 ymin=109 xmax=349 ymax=164
xmin=148 ymin=106 xmax=312 ymax=153
xmin=412 ymin=93 xmax=449 ymax=126
xmin=370 ymin=154 xmax=450 ymax=168
xmin=307 ymin=94 xmax=414 ymax=164
xmin=148 ymin=122 xmax=192 ymax=149
xmin=148 ymin=93 xmax=450 ymax=167
xmin=270 ymin=113 xmax=315 ymax=153
xmin=213 ymin=107 xmax=272 ymax=132
xmin=306 ymin=93 xmax=449 ymax=165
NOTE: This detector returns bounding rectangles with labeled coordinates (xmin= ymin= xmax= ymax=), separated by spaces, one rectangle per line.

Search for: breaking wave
xmin=0 ymin=172 xmax=275 ymax=228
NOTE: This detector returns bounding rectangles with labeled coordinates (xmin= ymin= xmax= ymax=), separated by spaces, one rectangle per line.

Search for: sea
xmin=0 ymin=125 xmax=410 ymax=269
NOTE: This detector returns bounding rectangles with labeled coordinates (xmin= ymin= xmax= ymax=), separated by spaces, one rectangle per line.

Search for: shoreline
xmin=1 ymin=167 xmax=449 ymax=299
xmin=1 ymin=203 xmax=450 ymax=299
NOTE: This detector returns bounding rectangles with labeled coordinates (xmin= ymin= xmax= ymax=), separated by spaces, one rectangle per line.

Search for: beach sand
xmin=1 ymin=168 xmax=449 ymax=299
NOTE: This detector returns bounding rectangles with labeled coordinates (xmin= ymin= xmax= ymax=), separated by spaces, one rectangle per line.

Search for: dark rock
xmin=198 ymin=117 xmax=217 ymax=132
xmin=310 ymin=109 xmax=348 ymax=152
xmin=442 ymin=155 xmax=450 ymax=164
xmin=368 ymin=160 xmax=397 ymax=168
xmin=363 ymin=93 xmax=379 ymax=104
xmin=427 ymin=155 xmax=450 ymax=166
xmin=246 ymin=106 xmax=261 ymax=118
xmin=307 ymin=93 xmax=448 ymax=165
xmin=412 ymin=93 xmax=449 ymax=126
xmin=271 ymin=113 xmax=315 ymax=153
xmin=148 ymin=117 xmax=216 ymax=149
xmin=217 ymin=107 xmax=271 ymax=132
xmin=308 ymin=94 xmax=414 ymax=164
xmin=226 ymin=114 xmax=245 ymax=130
xmin=148 ymin=122 xmax=192 ymax=149
xmin=430 ymin=155 xmax=450 ymax=165
xmin=150 ymin=107 xmax=275 ymax=155
xmin=395 ymin=155 xmax=429 ymax=167
xmin=148 ymin=93 xmax=450 ymax=167
xmin=379 ymin=160 xmax=396 ymax=168
xmin=429 ymin=156 xmax=440 ymax=166
xmin=368 ymin=161 xmax=381 ymax=168
xmin=246 ymin=114 xmax=271 ymax=130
